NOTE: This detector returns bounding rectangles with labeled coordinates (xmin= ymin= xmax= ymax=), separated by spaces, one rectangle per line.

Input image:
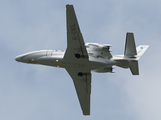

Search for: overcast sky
xmin=1 ymin=0 xmax=161 ymax=120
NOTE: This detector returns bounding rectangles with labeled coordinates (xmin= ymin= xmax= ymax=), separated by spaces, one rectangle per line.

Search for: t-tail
xmin=124 ymin=33 xmax=149 ymax=75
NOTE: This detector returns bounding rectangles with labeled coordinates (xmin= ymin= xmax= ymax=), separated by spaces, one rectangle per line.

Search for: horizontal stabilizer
xmin=136 ymin=45 xmax=149 ymax=60
xmin=129 ymin=61 xmax=139 ymax=75
xmin=124 ymin=33 xmax=137 ymax=57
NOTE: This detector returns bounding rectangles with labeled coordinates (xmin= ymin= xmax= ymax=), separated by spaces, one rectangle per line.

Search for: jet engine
xmin=85 ymin=43 xmax=112 ymax=59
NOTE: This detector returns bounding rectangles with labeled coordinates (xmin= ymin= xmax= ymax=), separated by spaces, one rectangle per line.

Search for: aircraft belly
xmin=36 ymin=56 xmax=65 ymax=67
xmin=35 ymin=54 xmax=119 ymax=71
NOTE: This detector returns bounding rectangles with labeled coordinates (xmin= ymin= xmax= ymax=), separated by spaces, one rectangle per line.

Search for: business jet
xmin=15 ymin=4 xmax=149 ymax=115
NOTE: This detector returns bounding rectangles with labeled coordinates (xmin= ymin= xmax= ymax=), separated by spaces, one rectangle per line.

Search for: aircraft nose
xmin=15 ymin=56 xmax=20 ymax=62
xmin=15 ymin=55 xmax=22 ymax=62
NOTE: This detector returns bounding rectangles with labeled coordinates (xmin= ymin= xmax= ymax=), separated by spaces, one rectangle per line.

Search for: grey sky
xmin=1 ymin=0 xmax=161 ymax=120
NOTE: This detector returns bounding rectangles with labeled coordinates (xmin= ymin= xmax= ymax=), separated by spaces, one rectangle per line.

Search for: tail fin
xmin=124 ymin=33 xmax=149 ymax=75
xmin=124 ymin=33 xmax=137 ymax=57
xmin=129 ymin=61 xmax=139 ymax=75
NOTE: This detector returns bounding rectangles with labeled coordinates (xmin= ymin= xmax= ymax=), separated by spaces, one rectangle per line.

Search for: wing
xmin=64 ymin=4 xmax=91 ymax=115
xmin=64 ymin=4 xmax=88 ymax=60
xmin=66 ymin=67 xmax=91 ymax=115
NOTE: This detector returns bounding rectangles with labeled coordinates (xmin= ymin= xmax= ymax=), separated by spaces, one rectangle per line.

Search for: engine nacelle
xmin=85 ymin=43 xmax=112 ymax=59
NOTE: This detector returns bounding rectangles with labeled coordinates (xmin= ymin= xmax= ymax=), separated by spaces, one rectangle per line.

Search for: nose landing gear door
xmin=46 ymin=50 xmax=52 ymax=57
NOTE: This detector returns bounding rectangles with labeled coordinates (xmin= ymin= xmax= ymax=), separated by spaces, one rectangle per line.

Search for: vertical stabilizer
xmin=116 ymin=33 xmax=149 ymax=75
xmin=124 ymin=33 xmax=137 ymax=57
xmin=129 ymin=61 xmax=139 ymax=75
xmin=124 ymin=33 xmax=139 ymax=75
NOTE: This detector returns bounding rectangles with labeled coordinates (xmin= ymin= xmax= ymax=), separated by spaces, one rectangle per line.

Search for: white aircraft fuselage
xmin=15 ymin=49 xmax=119 ymax=73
